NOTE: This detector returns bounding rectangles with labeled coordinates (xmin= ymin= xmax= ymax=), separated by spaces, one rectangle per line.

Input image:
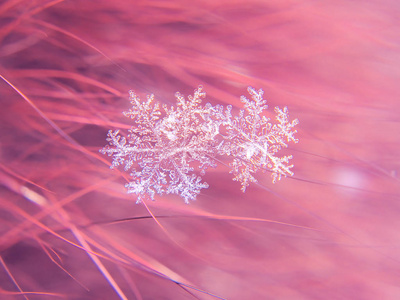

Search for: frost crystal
xmin=100 ymin=86 xmax=299 ymax=203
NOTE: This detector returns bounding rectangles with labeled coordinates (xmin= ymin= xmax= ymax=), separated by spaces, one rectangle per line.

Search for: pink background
xmin=1 ymin=0 xmax=399 ymax=299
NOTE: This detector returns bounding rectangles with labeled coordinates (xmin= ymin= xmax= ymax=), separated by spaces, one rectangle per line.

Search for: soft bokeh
xmin=1 ymin=0 xmax=399 ymax=299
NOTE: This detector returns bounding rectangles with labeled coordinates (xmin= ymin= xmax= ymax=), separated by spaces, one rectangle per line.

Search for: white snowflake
xmin=219 ymin=87 xmax=299 ymax=191
xmin=100 ymin=86 xmax=299 ymax=202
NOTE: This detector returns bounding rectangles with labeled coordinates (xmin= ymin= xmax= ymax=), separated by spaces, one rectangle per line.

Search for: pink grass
xmin=1 ymin=0 xmax=400 ymax=299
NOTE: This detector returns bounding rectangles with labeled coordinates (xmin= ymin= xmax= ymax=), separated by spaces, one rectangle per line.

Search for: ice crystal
xmin=100 ymin=86 xmax=299 ymax=203
xmin=219 ymin=87 xmax=299 ymax=191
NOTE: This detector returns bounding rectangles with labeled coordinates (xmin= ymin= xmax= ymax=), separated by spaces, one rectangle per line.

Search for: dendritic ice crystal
xmin=100 ymin=86 xmax=299 ymax=203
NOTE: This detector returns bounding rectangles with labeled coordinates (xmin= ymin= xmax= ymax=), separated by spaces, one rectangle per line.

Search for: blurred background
xmin=1 ymin=0 xmax=400 ymax=299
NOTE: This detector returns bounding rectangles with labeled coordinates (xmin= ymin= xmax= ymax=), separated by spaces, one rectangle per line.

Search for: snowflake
xmin=100 ymin=86 xmax=299 ymax=203
xmin=219 ymin=87 xmax=299 ymax=192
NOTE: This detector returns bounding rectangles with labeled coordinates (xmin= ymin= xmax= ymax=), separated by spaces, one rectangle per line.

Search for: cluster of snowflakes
xmin=100 ymin=86 xmax=299 ymax=203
